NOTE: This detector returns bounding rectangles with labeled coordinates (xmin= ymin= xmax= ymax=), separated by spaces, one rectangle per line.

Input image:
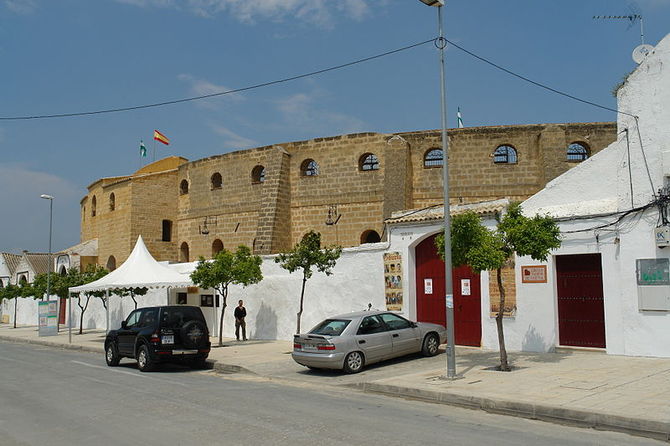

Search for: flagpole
xmin=153 ymin=138 xmax=156 ymax=163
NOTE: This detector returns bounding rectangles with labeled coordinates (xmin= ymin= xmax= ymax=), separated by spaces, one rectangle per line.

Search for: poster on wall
xmin=384 ymin=252 xmax=403 ymax=311
xmin=489 ymin=266 xmax=517 ymax=317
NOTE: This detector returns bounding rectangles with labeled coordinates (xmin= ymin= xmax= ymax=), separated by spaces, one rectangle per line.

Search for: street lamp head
xmin=40 ymin=194 xmax=54 ymax=200
xmin=419 ymin=0 xmax=444 ymax=6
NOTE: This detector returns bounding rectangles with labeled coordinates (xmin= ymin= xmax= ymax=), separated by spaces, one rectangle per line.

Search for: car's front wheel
xmin=343 ymin=351 xmax=364 ymax=374
xmin=105 ymin=342 xmax=120 ymax=367
xmin=136 ymin=344 xmax=154 ymax=372
xmin=421 ymin=333 xmax=440 ymax=357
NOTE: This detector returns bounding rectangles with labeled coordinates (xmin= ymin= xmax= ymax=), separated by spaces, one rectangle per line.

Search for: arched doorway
xmin=106 ymin=256 xmax=116 ymax=271
xmin=414 ymin=233 xmax=482 ymax=347
xmin=180 ymin=242 xmax=190 ymax=263
xmin=212 ymin=239 xmax=223 ymax=257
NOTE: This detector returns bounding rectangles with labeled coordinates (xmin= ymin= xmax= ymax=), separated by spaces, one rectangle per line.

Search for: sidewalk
xmin=1 ymin=324 xmax=669 ymax=441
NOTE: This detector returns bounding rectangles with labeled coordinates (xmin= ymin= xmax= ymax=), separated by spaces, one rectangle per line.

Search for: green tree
xmin=111 ymin=287 xmax=148 ymax=310
xmin=57 ymin=265 xmax=109 ymax=334
xmin=0 ymin=284 xmax=21 ymax=328
xmin=275 ymin=231 xmax=342 ymax=334
xmin=190 ymin=245 xmax=263 ymax=347
xmin=436 ymin=202 xmax=561 ymax=371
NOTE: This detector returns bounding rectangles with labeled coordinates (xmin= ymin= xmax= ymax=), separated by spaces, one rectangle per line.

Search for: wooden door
xmin=415 ymin=234 xmax=481 ymax=346
xmin=556 ymin=254 xmax=606 ymax=348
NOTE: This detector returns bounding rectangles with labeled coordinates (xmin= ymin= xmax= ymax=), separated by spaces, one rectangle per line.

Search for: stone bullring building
xmin=80 ymin=122 xmax=616 ymax=268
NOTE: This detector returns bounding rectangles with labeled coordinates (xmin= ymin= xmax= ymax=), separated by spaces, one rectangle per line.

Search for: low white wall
xmin=0 ymin=245 xmax=386 ymax=342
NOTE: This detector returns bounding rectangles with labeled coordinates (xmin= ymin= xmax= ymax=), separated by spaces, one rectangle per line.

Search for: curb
xmin=0 ymin=334 xmax=257 ymax=376
xmin=348 ymin=382 xmax=670 ymax=442
xmin=0 ymin=335 xmax=103 ymax=355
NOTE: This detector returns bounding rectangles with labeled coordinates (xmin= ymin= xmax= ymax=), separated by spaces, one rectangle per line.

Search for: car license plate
xmin=162 ymin=335 xmax=174 ymax=344
xmin=302 ymin=344 xmax=317 ymax=351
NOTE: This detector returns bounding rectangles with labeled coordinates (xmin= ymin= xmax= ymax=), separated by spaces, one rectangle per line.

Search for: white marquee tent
xmin=69 ymin=235 xmax=194 ymax=332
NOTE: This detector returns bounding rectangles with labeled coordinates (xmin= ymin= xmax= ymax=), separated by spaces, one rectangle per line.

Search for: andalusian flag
xmin=153 ymin=130 xmax=170 ymax=145
xmin=139 ymin=141 xmax=147 ymax=157
xmin=457 ymin=107 xmax=464 ymax=128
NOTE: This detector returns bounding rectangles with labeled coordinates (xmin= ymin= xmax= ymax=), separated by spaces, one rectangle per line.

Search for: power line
xmin=442 ymin=38 xmax=637 ymax=119
xmin=0 ymin=39 xmax=434 ymax=121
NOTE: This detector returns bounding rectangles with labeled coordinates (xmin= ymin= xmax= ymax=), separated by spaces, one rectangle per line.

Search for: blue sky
xmin=1 ymin=0 xmax=669 ymax=254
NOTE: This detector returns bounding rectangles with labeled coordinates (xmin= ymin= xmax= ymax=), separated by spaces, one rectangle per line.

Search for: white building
xmin=512 ymin=33 xmax=670 ymax=357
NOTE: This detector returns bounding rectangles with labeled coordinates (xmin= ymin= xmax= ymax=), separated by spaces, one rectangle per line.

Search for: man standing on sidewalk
xmin=234 ymin=300 xmax=247 ymax=341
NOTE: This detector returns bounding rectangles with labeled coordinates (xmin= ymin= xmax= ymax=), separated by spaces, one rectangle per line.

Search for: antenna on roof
xmin=593 ymin=3 xmax=645 ymax=45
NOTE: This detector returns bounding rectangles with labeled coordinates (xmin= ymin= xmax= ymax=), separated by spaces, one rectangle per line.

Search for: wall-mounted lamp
xmin=325 ymin=205 xmax=342 ymax=226
xmin=199 ymin=216 xmax=217 ymax=235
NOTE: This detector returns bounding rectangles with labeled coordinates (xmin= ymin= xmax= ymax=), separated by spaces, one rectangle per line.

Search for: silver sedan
xmin=292 ymin=311 xmax=447 ymax=373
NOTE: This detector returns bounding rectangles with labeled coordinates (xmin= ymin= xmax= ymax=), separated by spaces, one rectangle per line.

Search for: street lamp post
xmin=40 ymin=194 xmax=54 ymax=327
xmin=419 ymin=0 xmax=456 ymax=379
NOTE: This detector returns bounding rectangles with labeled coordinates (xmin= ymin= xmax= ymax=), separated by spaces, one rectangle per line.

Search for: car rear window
xmin=160 ymin=307 xmax=205 ymax=329
xmin=309 ymin=319 xmax=351 ymax=336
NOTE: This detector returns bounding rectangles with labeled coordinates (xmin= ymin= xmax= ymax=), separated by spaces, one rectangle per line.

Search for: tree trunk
xmin=131 ymin=292 xmax=137 ymax=309
xmin=296 ymin=274 xmax=307 ymax=334
xmin=218 ymin=287 xmax=228 ymax=347
xmin=13 ymin=297 xmax=17 ymax=329
xmin=78 ymin=295 xmax=91 ymax=335
xmin=495 ymin=267 xmax=510 ymax=371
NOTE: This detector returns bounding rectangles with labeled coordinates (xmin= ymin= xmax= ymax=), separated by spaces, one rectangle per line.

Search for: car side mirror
xmin=121 ymin=321 xmax=127 ymax=329
xmin=410 ymin=322 xmax=418 ymax=328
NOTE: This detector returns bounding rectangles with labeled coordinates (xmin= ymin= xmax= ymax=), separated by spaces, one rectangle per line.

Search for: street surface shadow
xmin=115 ymin=359 xmax=213 ymax=374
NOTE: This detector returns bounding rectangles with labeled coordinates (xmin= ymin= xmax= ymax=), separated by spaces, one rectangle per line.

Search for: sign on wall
xmin=424 ymin=278 xmax=433 ymax=294
xmin=384 ymin=252 xmax=403 ymax=311
xmin=38 ymin=300 xmax=58 ymax=337
xmin=521 ymin=265 xmax=547 ymax=283
xmin=461 ymin=279 xmax=471 ymax=295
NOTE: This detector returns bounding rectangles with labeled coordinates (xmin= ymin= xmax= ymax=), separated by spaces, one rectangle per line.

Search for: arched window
xmin=493 ymin=145 xmax=517 ymax=164
xmin=424 ymin=148 xmax=443 ymax=168
xmin=211 ymin=172 xmax=222 ymax=190
xmin=180 ymin=179 xmax=189 ymax=195
xmin=109 ymin=193 xmax=115 ymax=211
xmin=59 ymin=266 xmax=67 ymax=276
xmin=162 ymin=220 xmax=172 ymax=242
xmin=359 ymin=153 xmax=380 ymax=171
xmin=18 ymin=275 xmax=28 ymax=286
xmin=361 ymin=230 xmax=381 ymax=244
xmin=251 ymin=165 xmax=266 ymax=184
xmin=106 ymin=256 xmax=116 ymax=271
xmin=212 ymin=239 xmax=224 ymax=257
xmin=91 ymin=196 xmax=97 ymax=217
xmin=300 ymin=159 xmax=319 ymax=176
xmin=180 ymin=242 xmax=190 ymax=262
xmin=567 ymin=142 xmax=590 ymax=162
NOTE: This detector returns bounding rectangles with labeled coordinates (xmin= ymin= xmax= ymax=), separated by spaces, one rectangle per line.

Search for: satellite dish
xmin=632 ymin=44 xmax=654 ymax=64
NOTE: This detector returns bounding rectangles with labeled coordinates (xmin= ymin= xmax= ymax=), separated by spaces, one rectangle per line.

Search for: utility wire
xmin=442 ymin=38 xmax=638 ymax=120
xmin=0 ymin=39 xmax=434 ymax=121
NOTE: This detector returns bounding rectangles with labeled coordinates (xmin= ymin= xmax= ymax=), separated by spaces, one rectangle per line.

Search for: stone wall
xmin=80 ymin=123 xmax=616 ymax=265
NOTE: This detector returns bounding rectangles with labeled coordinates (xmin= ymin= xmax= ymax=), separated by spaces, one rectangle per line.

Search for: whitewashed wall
xmin=1 ymin=244 xmax=386 ymax=341
xmin=518 ymin=33 xmax=670 ymax=357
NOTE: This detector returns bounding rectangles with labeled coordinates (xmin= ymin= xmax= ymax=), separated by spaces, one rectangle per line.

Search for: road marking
xmin=71 ymin=360 xmax=187 ymax=386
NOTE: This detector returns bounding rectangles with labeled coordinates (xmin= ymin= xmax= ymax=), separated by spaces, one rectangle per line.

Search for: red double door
xmin=415 ymin=234 xmax=482 ymax=347
xmin=556 ymin=254 xmax=606 ymax=348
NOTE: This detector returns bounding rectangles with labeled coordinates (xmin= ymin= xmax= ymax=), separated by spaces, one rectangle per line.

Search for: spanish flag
xmin=153 ymin=130 xmax=170 ymax=145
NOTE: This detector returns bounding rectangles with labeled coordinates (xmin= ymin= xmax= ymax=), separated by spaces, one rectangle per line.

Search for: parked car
xmin=105 ymin=305 xmax=211 ymax=372
xmin=292 ymin=311 xmax=446 ymax=374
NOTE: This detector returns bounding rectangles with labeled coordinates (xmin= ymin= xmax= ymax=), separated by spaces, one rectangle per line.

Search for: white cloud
xmin=275 ymin=90 xmax=366 ymax=135
xmin=4 ymin=0 xmax=36 ymax=14
xmin=115 ymin=0 xmax=371 ymax=26
xmin=208 ymin=123 xmax=258 ymax=149
xmin=177 ymin=74 xmax=243 ymax=109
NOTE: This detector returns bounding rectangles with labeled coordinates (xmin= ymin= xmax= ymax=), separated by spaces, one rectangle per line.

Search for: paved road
xmin=0 ymin=341 xmax=662 ymax=446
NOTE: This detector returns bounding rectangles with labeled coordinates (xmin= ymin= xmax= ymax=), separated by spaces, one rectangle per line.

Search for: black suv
xmin=105 ymin=305 xmax=211 ymax=372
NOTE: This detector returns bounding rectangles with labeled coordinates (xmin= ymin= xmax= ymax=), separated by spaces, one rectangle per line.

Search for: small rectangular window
xmin=177 ymin=292 xmax=187 ymax=305
xmin=162 ymin=220 xmax=172 ymax=242
xmin=200 ymin=294 xmax=214 ymax=307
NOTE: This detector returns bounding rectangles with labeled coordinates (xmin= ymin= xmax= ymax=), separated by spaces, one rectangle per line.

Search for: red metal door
xmin=556 ymin=254 xmax=605 ymax=348
xmin=415 ymin=234 xmax=481 ymax=346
